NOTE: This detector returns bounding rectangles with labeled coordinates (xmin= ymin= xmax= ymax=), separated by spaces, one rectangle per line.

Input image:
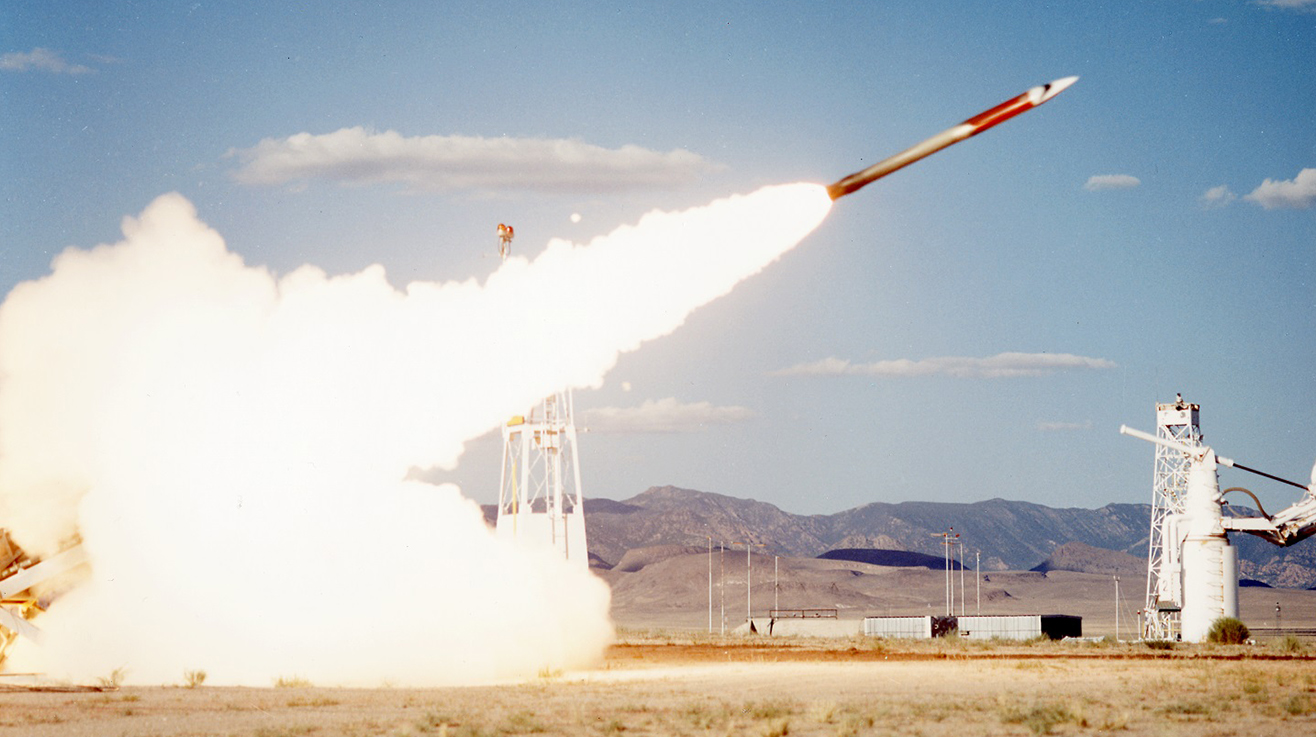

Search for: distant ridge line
xmin=576 ymin=485 xmax=1316 ymax=588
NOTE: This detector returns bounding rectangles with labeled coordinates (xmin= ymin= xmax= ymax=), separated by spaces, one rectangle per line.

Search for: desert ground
xmin=3 ymin=635 xmax=1316 ymax=736
xmin=4 ymin=560 xmax=1316 ymax=736
xmin=604 ymin=551 xmax=1316 ymax=639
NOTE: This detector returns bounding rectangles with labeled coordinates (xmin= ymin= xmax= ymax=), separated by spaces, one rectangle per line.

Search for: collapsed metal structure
xmin=0 ymin=533 xmax=88 ymax=664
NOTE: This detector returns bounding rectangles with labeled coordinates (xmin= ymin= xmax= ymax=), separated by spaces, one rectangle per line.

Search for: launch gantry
xmin=495 ymin=391 xmax=588 ymax=568
xmin=1123 ymin=399 xmax=1316 ymax=643
xmin=1142 ymin=395 xmax=1202 ymax=640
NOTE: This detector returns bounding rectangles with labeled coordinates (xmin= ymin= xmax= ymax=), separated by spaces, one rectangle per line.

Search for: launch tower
xmin=495 ymin=391 xmax=588 ymax=568
xmin=1142 ymin=395 xmax=1202 ymax=640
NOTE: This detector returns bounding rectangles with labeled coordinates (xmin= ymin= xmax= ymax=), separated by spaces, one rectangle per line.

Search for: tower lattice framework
xmin=495 ymin=391 xmax=588 ymax=568
xmin=1143 ymin=395 xmax=1202 ymax=640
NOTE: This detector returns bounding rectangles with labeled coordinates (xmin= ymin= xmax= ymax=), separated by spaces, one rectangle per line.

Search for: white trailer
xmin=958 ymin=614 xmax=1082 ymax=641
xmin=863 ymin=616 xmax=934 ymax=639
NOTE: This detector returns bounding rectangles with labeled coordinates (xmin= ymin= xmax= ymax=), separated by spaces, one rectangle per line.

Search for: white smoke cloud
xmin=1083 ymin=174 xmax=1141 ymax=192
xmin=580 ymin=397 xmax=754 ymax=433
xmin=771 ymin=352 xmax=1117 ymax=379
xmin=1244 ymin=167 xmax=1316 ymax=210
xmin=227 ymin=128 xmax=719 ymax=193
xmin=0 ymin=48 xmax=94 ymax=75
xmin=0 ymin=184 xmax=832 ymax=685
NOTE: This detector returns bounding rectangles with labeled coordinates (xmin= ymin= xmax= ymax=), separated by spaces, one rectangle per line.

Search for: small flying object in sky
xmin=497 ymin=223 xmax=515 ymax=259
xmin=827 ymin=76 xmax=1078 ymax=200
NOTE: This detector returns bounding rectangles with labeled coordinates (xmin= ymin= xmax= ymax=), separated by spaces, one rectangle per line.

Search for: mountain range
xmin=564 ymin=486 xmax=1316 ymax=588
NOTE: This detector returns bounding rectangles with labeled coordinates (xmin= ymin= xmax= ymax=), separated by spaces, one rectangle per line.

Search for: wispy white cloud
xmin=579 ymin=397 xmax=754 ymax=433
xmin=0 ymin=47 xmax=94 ymax=75
xmin=1200 ymin=184 xmax=1237 ymax=209
xmin=1243 ymin=167 xmax=1316 ymax=210
xmin=227 ymin=127 xmax=719 ymax=193
xmin=771 ymin=352 xmax=1118 ymax=379
xmin=1037 ymin=420 xmax=1094 ymax=432
xmin=1083 ymin=174 xmax=1141 ymax=192
xmin=1253 ymin=0 xmax=1316 ymax=11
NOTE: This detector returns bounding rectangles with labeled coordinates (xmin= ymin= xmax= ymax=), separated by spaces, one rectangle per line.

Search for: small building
xmin=957 ymin=614 xmax=1082 ymax=641
xmin=862 ymin=615 xmax=957 ymax=639
xmin=863 ymin=616 xmax=931 ymax=639
xmin=862 ymin=614 xmax=1082 ymax=640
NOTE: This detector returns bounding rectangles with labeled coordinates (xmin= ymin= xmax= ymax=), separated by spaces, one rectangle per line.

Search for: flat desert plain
xmin=4 ymin=566 xmax=1315 ymax=736
xmin=3 ymin=636 xmax=1316 ymax=737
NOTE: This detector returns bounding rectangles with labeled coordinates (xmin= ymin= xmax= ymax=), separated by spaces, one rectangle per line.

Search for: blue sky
xmin=3 ymin=1 xmax=1313 ymax=516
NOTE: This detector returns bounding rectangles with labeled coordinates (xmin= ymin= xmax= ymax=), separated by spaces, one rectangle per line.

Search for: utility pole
xmin=719 ymin=543 xmax=725 ymax=636
xmin=975 ymin=550 xmax=981 ymax=615
xmin=732 ymin=541 xmax=765 ymax=628
xmin=774 ymin=555 xmax=779 ymax=615
xmin=958 ymin=539 xmax=965 ymax=617
xmin=1114 ymin=575 xmax=1120 ymax=642
xmin=931 ymin=529 xmax=959 ymax=616
xmin=707 ymin=537 xmax=712 ymax=634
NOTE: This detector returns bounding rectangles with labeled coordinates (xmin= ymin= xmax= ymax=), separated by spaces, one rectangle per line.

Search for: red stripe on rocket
xmin=827 ymin=76 xmax=1078 ymax=201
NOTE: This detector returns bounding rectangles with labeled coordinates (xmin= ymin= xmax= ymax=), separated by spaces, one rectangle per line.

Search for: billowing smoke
xmin=0 ymin=184 xmax=832 ymax=685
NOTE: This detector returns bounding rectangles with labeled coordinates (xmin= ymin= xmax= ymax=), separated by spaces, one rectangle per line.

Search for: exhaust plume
xmin=0 ymin=184 xmax=832 ymax=685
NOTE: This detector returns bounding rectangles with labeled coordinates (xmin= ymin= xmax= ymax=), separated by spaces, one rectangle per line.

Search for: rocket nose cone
xmin=1039 ymin=76 xmax=1079 ymax=103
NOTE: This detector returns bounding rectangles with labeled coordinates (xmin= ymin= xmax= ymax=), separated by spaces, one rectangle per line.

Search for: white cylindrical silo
xmin=1222 ymin=542 xmax=1239 ymax=620
xmin=1181 ymin=535 xmax=1229 ymax=642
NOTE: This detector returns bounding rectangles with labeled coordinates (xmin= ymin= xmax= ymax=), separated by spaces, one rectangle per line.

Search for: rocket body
xmin=827 ymin=76 xmax=1077 ymax=200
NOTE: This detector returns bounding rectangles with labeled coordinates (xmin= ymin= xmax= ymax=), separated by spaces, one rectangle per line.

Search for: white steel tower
xmin=495 ymin=391 xmax=588 ymax=568
xmin=1122 ymin=419 xmax=1316 ymax=643
xmin=1142 ymin=395 xmax=1202 ymax=640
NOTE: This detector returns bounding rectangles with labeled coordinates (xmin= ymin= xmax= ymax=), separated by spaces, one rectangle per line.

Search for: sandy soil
xmin=3 ymin=637 xmax=1315 ymax=737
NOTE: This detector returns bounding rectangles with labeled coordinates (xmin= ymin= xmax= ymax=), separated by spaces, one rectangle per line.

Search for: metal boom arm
xmin=1120 ymin=425 xmax=1316 ymax=547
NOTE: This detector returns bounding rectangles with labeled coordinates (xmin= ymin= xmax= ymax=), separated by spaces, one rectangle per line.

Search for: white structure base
xmin=1180 ymin=536 xmax=1238 ymax=643
xmin=495 ymin=509 xmax=588 ymax=568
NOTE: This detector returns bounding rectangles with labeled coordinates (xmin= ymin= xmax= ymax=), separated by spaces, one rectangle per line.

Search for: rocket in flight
xmin=827 ymin=76 xmax=1078 ymax=200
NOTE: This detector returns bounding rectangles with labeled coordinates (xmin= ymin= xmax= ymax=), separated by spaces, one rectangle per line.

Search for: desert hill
xmin=576 ymin=486 xmax=1153 ymax=571
xmin=1029 ymin=541 xmax=1144 ymax=577
xmin=483 ymin=485 xmax=1316 ymax=588
xmin=582 ymin=487 xmax=1157 ymax=572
